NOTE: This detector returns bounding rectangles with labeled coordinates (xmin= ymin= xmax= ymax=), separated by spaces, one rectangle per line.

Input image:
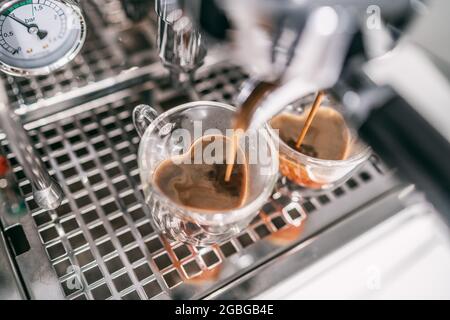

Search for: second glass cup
xmin=268 ymin=94 xmax=371 ymax=195
xmin=133 ymin=101 xmax=278 ymax=246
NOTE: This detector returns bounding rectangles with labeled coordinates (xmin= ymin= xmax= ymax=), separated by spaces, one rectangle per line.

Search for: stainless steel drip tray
xmin=0 ymin=77 xmax=408 ymax=300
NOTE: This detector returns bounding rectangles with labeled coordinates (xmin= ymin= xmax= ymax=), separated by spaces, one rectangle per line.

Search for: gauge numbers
xmin=0 ymin=0 xmax=86 ymax=76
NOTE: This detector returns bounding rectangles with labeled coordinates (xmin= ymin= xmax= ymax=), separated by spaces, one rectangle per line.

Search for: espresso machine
xmin=181 ymin=0 xmax=450 ymax=219
xmin=0 ymin=0 xmax=449 ymax=300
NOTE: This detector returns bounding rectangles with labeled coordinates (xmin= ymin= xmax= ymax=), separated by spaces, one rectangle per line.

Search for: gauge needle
xmin=8 ymin=15 xmax=48 ymax=40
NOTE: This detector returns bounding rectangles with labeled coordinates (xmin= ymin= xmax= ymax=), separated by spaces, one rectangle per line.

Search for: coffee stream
xmin=225 ymin=81 xmax=278 ymax=181
xmin=153 ymin=135 xmax=248 ymax=212
xmin=294 ymin=91 xmax=324 ymax=151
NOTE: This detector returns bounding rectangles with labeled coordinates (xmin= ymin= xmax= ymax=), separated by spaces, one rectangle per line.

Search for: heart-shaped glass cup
xmin=133 ymin=101 xmax=278 ymax=246
xmin=268 ymin=95 xmax=371 ymax=196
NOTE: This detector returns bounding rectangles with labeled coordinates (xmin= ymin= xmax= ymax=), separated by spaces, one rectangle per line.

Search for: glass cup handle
xmin=133 ymin=104 xmax=159 ymax=137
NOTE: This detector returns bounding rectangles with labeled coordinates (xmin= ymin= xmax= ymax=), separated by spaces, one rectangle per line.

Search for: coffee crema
xmin=153 ymin=135 xmax=249 ymax=212
xmin=271 ymin=106 xmax=351 ymax=160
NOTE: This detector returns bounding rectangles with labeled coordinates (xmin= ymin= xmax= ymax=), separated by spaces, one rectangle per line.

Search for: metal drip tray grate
xmin=0 ymin=61 xmax=400 ymax=299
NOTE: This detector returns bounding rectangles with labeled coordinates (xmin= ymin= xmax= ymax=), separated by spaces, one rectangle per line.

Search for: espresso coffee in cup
xmin=153 ymin=135 xmax=249 ymax=212
xmin=270 ymin=106 xmax=361 ymax=189
xmin=271 ymin=106 xmax=351 ymax=161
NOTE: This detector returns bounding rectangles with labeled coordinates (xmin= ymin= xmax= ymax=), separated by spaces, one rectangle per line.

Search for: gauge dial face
xmin=0 ymin=0 xmax=85 ymax=75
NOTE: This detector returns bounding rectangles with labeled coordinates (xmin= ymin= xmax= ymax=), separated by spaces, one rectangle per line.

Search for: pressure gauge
xmin=0 ymin=0 xmax=86 ymax=76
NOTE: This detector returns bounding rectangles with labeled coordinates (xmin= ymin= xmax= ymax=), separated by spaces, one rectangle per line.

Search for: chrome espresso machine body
xmin=0 ymin=0 xmax=449 ymax=300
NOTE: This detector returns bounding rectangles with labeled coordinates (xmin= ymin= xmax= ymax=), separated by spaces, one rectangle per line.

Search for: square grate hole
xmin=81 ymin=159 xmax=96 ymax=172
xmin=154 ymin=253 xmax=173 ymax=271
xmin=134 ymin=263 xmax=153 ymax=281
xmin=122 ymin=290 xmax=141 ymax=300
xmin=137 ymin=222 xmax=154 ymax=238
xmin=62 ymin=122 xmax=75 ymax=132
xmin=90 ymin=224 xmax=108 ymax=240
xmin=82 ymin=207 xmax=99 ymax=224
xmin=100 ymin=153 xmax=114 ymax=165
xmin=97 ymin=240 xmax=116 ymax=257
xmin=68 ymin=233 xmax=87 ymax=250
xmin=75 ymin=193 xmax=92 ymax=209
xmin=201 ymin=250 xmax=220 ymax=268
xmin=302 ymin=201 xmax=316 ymax=213
xmin=182 ymin=260 xmax=202 ymax=278
xmin=61 ymin=217 xmax=80 ymax=234
xmin=173 ymin=245 xmax=191 ymax=261
xmin=62 ymin=166 xmax=78 ymax=179
xmin=220 ymin=242 xmax=237 ymax=257
xmin=125 ymin=246 xmax=144 ymax=264
xmin=106 ymin=165 xmax=121 ymax=178
xmin=75 ymin=147 xmax=89 ymax=158
xmin=333 ymin=187 xmax=345 ymax=197
xmin=83 ymin=266 xmax=103 ymax=285
xmin=113 ymin=178 xmax=129 ymax=192
xmin=105 ymin=255 xmax=124 ymax=275
xmin=271 ymin=216 xmax=286 ymax=230
xmin=88 ymin=172 xmax=103 ymax=186
xmin=55 ymin=154 xmax=71 ymax=165
xmin=346 ymin=178 xmax=359 ymax=189
xmin=68 ymin=134 xmax=82 ymax=145
xmin=163 ymin=269 xmax=182 ymax=289
xmin=94 ymin=185 xmax=111 ymax=200
xmin=101 ymin=200 xmax=119 ymax=216
xmin=42 ymin=128 xmax=58 ymax=138
xmin=254 ymin=224 xmax=271 ymax=239
xmin=14 ymin=170 xmax=26 ymax=182
xmin=26 ymin=198 xmax=38 ymax=212
xmin=121 ymin=193 xmax=138 ymax=207
xmin=75 ymin=249 xmax=95 ymax=267
xmin=49 ymin=140 xmax=64 ymax=151
xmin=128 ymin=205 xmax=145 ymax=221
xmin=33 ymin=211 xmax=52 ymax=226
xmin=143 ymin=280 xmax=162 ymax=299
xmin=91 ymin=283 xmax=112 ymax=300
xmin=113 ymin=273 xmax=133 ymax=292
xmin=85 ymin=126 xmax=100 ymax=139
xmin=39 ymin=226 xmax=59 ymax=243
xmin=317 ymin=195 xmax=330 ymax=205
xmin=237 ymin=233 xmax=254 ymax=248
xmin=359 ymin=171 xmax=372 ymax=182
xmin=93 ymin=140 xmax=107 ymax=152
xmin=110 ymin=215 xmax=127 ymax=230
xmin=20 ymin=182 xmax=32 ymax=196
xmin=47 ymin=242 xmax=66 ymax=260
xmin=286 ymin=207 xmax=302 ymax=220
xmin=118 ymin=231 xmax=135 ymax=247
xmin=145 ymin=237 xmax=164 ymax=254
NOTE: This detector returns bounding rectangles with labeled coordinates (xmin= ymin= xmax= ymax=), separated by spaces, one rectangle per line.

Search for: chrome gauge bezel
xmin=0 ymin=0 xmax=86 ymax=77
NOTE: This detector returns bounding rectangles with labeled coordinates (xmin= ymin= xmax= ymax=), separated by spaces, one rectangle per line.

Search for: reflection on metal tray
xmin=0 ymin=60 xmax=405 ymax=299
